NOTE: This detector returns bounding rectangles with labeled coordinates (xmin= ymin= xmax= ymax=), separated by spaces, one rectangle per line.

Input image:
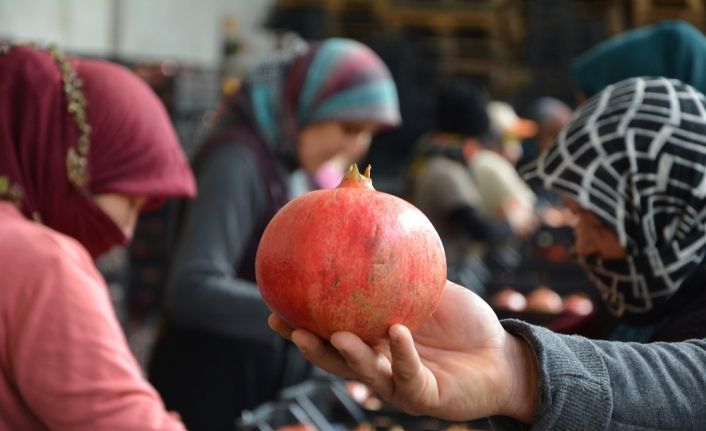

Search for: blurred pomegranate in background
xmin=562 ymin=292 xmax=594 ymax=316
xmin=276 ymin=424 xmax=316 ymax=431
xmin=526 ymin=286 xmax=564 ymax=314
xmin=491 ymin=288 xmax=527 ymax=312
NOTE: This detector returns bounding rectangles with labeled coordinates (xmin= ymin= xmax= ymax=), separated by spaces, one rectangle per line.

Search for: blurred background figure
xmin=469 ymin=100 xmax=539 ymax=290
xmin=516 ymin=97 xmax=576 ymax=260
xmin=517 ymin=97 xmax=573 ymax=172
xmin=477 ymin=100 xmax=537 ymax=231
xmin=148 ymin=38 xmax=400 ymax=431
xmin=408 ymin=79 xmax=536 ymax=299
xmin=487 ymin=100 xmax=537 ymax=166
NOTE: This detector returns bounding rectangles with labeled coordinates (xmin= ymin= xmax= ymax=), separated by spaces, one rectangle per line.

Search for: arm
xmin=9 ymin=236 xmax=184 ymax=431
xmin=164 ymin=143 xmax=274 ymax=341
xmin=493 ymin=320 xmax=706 ymax=431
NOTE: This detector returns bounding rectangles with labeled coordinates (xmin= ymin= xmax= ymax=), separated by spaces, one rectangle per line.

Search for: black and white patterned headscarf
xmin=523 ymin=77 xmax=706 ymax=319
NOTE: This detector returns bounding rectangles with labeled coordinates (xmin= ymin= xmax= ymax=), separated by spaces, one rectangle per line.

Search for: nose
xmin=573 ymin=220 xmax=599 ymax=257
xmin=345 ymin=132 xmax=372 ymax=159
xmin=357 ymin=131 xmax=372 ymax=148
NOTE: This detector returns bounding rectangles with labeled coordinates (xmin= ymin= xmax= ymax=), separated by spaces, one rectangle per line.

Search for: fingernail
xmin=389 ymin=325 xmax=401 ymax=344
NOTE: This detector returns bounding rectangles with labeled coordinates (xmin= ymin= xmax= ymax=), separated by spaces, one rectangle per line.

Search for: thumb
xmin=388 ymin=324 xmax=432 ymax=397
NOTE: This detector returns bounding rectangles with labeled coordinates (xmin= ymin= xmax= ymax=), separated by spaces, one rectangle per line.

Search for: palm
xmin=269 ymin=281 xmax=514 ymax=422
xmin=413 ymin=280 xmax=505 ymax=351
xmin=381 ymin=281 xmax=509 ymax=420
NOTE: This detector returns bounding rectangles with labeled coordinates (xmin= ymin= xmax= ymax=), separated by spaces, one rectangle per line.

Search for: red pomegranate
xmin=526 ymin=286 xmax=564 ymax=314
xmin=256 ymin=164 xmax=447 ymax=343
xmin=491 ymin=288 xmax=527 ymax=312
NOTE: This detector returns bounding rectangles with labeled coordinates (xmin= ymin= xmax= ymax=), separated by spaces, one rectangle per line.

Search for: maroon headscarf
xmin=0 ymin=45 xmax=196 ymax=258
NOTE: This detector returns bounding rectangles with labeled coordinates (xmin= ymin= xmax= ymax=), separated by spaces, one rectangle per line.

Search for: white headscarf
xmin=523 ymin=77 xmax=706 ymax=319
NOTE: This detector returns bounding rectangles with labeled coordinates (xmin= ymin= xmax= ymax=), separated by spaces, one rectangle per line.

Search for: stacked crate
xmin=272 ymin=0 xmax=531 ymax=95
xmin=382 ymin=0 xmax=529 ymax=94
xmin=631 ymin=0 xmax=705 ymax=30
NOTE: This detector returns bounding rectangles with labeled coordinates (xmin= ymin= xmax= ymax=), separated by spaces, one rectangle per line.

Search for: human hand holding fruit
xmin=259 ymin=164 xmax=540 ymax=424
xmin=268 ymin=281 xmax=540 ymax=424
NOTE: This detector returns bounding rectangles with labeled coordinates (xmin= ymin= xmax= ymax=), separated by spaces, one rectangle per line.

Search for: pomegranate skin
xmin=256 ymin=167 xmax=447 ymax=343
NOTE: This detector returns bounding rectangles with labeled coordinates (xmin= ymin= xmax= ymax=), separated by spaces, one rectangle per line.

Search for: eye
xmin=130 ymin=196 xmax=148 ymax=210
xmin=341 ymin=124 xmax=366 ymax=135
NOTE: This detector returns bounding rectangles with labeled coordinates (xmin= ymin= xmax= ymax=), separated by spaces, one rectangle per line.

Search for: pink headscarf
xmin=0 ymin=45 xmax=196 ymax=258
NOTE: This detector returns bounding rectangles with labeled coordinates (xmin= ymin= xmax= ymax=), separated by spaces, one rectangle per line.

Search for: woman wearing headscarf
xmin=148 ymin=38 xmax=400 ymax=431
xmin=572 ymin=20 xmax=706 ymax=100
xmin=524 ymin=75 xmax=706 ymax=343
xmin=270 ymin=76 xmax=706 ymax=430
xmin=0 ymin=45 xmax=195 ymax=430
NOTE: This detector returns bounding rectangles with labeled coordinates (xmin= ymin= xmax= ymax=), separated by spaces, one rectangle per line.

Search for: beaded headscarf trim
xmin=0 ymin=42 xmax=91 ymax=210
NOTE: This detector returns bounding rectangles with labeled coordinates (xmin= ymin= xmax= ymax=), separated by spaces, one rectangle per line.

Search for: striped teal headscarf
xmin=245 ymin=38 xmax=400 ymax=155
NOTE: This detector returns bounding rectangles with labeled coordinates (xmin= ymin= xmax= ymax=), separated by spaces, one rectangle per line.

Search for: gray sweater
xmin=163 ymin=143 xmax=278 ymax=343
xmin=491 ymin=319 xmax=706 ymax=430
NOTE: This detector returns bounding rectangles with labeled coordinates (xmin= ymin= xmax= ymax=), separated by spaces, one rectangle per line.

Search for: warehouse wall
xmin=0 ymin=0 xmax=275 ymax=66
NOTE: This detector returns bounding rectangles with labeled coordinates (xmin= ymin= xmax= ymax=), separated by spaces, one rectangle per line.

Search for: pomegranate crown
xmin=339 ymin=163 xmax=375 ymax=190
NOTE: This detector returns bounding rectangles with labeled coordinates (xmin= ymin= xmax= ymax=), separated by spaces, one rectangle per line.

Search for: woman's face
xmin=563 ymin=197 xmax=628 ymax=260
xmin=93 ymin=194 xmax=147 ymax=238
xmin=297 ymin=121 xmax=379 ymax=172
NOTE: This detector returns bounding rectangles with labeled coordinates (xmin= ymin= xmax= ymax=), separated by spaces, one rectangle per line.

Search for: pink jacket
xmin=0 ymin=202 xmax=185 ymax=431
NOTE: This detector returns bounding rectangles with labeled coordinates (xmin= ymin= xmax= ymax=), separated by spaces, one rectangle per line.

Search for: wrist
xmin=500 ymin=332 xmax=540 ymax=423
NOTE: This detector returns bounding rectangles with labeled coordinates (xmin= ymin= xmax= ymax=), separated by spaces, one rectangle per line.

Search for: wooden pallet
xmin=631 ymin=0 xmax=705 ymax=29
xmin=273 ymin=0 xmax=530 ymax=94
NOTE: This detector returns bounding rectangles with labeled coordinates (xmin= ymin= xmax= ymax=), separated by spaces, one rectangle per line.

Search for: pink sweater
xmin=0 ymin=202 xmax=185 ymax=430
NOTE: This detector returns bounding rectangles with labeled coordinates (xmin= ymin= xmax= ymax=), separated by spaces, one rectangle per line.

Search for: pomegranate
xmin=276 ymin=424 xmax=316 ymax=431
xmin=526 ymin=286 xmax=564 ymax=314
xmin=256 ymin=164 xmax=447 ymax=343
xmin=562 ymin=293 xmax=594 ymax=316
xmin=491 ymin=288 xmax=527 ymax=312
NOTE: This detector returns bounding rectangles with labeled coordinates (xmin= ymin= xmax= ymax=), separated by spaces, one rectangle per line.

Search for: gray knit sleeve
xmin=490 ymin=319 xmax=706 ymax=431
xmin=163 ymin=143 xmax=275 ymax=343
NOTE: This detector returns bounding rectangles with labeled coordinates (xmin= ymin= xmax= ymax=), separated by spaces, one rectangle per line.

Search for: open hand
xmin=269 ymin=281 xmax=539 ymax=423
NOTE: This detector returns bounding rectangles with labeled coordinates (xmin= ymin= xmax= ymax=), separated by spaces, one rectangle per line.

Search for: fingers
xmin=331 ymin=332 xmax=394 ymax=399
xmin=290 ymin=329 xmax=358 ymax=379
xmin=269 ymin=314 xmax=402 ymax=401
xmin=388 ymin=324 xmax=424 ymax=382
xmin=268 ymin=314 xmax=293 ymax=340
xmin=388 ymin=324 xmax=433 ymax=402
xmin=269 ymin=314 xmax=357 ymax=378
